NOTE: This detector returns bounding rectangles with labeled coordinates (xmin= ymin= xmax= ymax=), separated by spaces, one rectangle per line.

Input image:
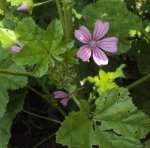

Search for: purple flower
xmin=75 ymin=19 xmax=118 ymax=66
xmin=53 ymin=91 xmax=70 ymax=107
xmin=17 ymin=3 xmax=28 ymax=12
xmin=11 ymin=45 xmax=22 ymax=53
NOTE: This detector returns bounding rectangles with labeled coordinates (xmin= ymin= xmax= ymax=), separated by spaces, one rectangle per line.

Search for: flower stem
xmin=33 ymin=0 xmax=53 ymax=7
xmin=127 ymin=74 xmax=150 ymax=90
xmin=0 ymin=69 xmax=33 ymax=77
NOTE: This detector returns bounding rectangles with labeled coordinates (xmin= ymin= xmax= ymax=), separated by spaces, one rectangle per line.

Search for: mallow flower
xmin=53 ymin=91 xmax=70 ymax=107
xmin=17 ymin=3 xmax=29 ymax=12
xmin=75 ymin=19 xmax=118 ymax=66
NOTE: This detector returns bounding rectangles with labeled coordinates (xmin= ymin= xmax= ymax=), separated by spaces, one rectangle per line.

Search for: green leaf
xmin=56 ymin=100 xmax=100 ymax=148
xmin=0 ymin=89 xmax=26 ymax=147
xmin=56 ymin=98 xmax=146 ymax=147
xmin=44 ymin=19 xmax=63 ymax=47
xmin=7 ymin=0 xmax=33 ymax=6
xmin=94 ymin=88 xmax=150 ymax=140
xmin=129 ymin=37 xmax=150 ymax=75
xmin=14 ymin=40 xmax=53 ymax=77
xmin=82 ymin=0 xmax=142 ymax=54
xmin=0 ymin=27 xmax=16 ymax=48
xmin=14 ymin=20 xmax=72 ymax=77
xmin=0 ymin=63 xmax=27 ymax=90
xmin=15 ymin=17 xmax=44 ymax=42
xmin=0 ymin=85 xmax=9 ymax=119
xmin=85 ymin=65 xmax=125 ymax=93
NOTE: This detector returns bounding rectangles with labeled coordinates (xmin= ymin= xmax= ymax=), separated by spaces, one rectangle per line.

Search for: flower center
xmin=90 ymin=40 xmax=97 ymax=48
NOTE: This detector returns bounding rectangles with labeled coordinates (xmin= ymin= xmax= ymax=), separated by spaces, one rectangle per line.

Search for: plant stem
xmin=0 ymin=69 xmax=33 ymax=77
xmin=127 ymin=74 xmax=150 ymax=90
xmin=34 ymin=0 xmax=53 ymax=7
xmin=23 ymin=110 xmax=61 ymax=124
xmin=27 ymin=85 xmax=44 ymax=98
xmin=55 ymin=0 xmax=65 ymax=34
xmin=72 ymin=96 xmax=81 ymax=109
xmin=33 ymin=133 xmax=55 ymax=148
xmin=62 ymin=0 xmax=73 ymax=40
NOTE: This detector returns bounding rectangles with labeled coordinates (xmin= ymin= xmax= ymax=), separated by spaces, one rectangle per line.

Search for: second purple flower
xmin=53 ymin=91 xmax=70 ymax=107
xmin=75 ymin=19 xmax=118 ymax=66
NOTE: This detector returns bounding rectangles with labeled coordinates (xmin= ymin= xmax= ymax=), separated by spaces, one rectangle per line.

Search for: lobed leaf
xmin=0 ymin=89 xmax=26 ymax=147
xmin=94 ymin=88 xmax=150 ymax=139
xmin=0 ymin=63 xmax=27 ymax=90
xmin=56 ymin=88 xmax=150 ymax=148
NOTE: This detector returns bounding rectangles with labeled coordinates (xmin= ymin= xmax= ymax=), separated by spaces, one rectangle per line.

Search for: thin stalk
xmin=33 ymin=133 xmax=55 ymax=148
xmin=55 ymin=0 xmax=65 ymax=34
xmin=0 ymin=69 xmax=33 ymax=77
xmin=127 ymin=74 xmax=150 ymax=90
xmin=55 ymin=106 xmax=67 ymax=116
xmin=27 ymin=85 xmax=45 ymax=98
xmin=23 ymin=110 xmax=61 ymax=124
xmin=34 ymin=0 xmax=53 ymax=7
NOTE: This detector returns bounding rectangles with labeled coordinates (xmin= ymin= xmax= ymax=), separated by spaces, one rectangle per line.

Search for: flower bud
xmin=11 ymin=45 xmax=22 ymax=53
xmin=17 ymin=3 xmax=29 ymax=12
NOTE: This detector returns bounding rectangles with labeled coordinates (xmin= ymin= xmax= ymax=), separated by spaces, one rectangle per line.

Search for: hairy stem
xmin=0 ymin=69 xmax=33 ymax=77
xmin=127 ymin=74 xmax=150 ymax=90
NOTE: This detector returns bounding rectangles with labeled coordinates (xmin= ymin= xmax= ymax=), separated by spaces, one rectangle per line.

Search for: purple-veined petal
xmin=75 ymin=25 xmax=91 ymax=43
xmin=93 ymin=19 xmax=109 ymax=40
xmin=60 ymin=98 xmax=69 ymax=106
xmin=77 ymin=45 xmax=91 ymax=62
xmin=79 ymin=26 xmax=91 ymax=42
xmin=53 ymin=91 xmax=69 ymax=99
xmin=17 ymin=3 xmax=28 ymax=12
xmin=98 ymin=37 xmax=118 ymax=52
xmin=11 ymin=45 xmax=22 ymax=53
xmin=93 ymin=47 xmax=108 ymax=66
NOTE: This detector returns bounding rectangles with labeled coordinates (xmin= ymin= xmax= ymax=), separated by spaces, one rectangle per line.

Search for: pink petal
xmin=98 ymin=37 xmax=118 ymax=52
xmin=77 ymin=45 xmax=91 ymax=62
xmin=17 ymin=3 xmax=28 ymax=12
xmin=11 ymin=45 xmax=22 ymax=53
xmin=79 ymin=26 xmax=91 ymax=42
xmin=93 ymin=19 xmax=109 ymax=40
xmin=93 ymin=47 xmax=108 ymax=66
xmin=75 ymin=25 xmax=91 ymax=43
xmin=60 ymin=98 xmax=69 ymax=106
xmin=53 ymin=91 xmax=69 ymax=99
